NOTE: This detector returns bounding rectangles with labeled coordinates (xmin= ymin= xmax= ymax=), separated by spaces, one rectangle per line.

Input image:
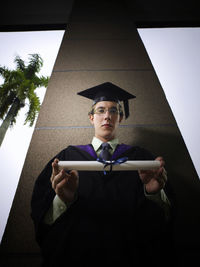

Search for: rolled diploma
xmin=58 ymin=160 xmax=160 ymax=171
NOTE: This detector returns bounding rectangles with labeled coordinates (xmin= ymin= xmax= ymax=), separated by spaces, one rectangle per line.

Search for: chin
xmin=102 ymin=132 xmax=115 ymax=141
xmin=96 ymin=128 xmax=116 ymax=141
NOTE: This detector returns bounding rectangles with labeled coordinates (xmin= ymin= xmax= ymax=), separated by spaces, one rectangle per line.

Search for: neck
xmin=95 ymin=134 xmax=115 ymax=143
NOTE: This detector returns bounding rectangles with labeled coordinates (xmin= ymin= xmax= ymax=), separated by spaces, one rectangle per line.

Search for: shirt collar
xmin=92 ymin=136 xmax=119 ymax=153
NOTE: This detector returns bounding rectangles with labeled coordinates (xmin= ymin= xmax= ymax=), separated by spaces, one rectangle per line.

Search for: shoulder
xmin=56 ymin=144 xmax=90 ymax=154
xmin=120 ymin=144 xmax=155 ymax=160
xmin=56 ymin=144 xmax=96 ymax=160
xmin=55 ymin=145 xmax=86 ymax=159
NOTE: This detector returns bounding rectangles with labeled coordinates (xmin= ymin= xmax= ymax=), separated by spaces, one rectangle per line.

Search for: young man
xmin=31 ymin=82 xmax=172 ymax=267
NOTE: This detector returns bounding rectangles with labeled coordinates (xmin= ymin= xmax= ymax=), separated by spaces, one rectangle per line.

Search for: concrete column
xmin=1 ymin=1 xmax=200 ymax=266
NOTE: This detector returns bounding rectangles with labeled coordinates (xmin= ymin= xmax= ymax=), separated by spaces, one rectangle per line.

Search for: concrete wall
xmin=1 ymin=1 xmax=200 ymax=266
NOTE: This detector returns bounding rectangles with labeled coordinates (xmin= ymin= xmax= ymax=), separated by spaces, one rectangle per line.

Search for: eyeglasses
xmin=93 ymin=107 xmax=119 ymax=116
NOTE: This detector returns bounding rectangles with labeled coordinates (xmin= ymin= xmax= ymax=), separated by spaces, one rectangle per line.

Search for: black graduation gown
xmin=31 ymin=144 xmax=172 ymax=267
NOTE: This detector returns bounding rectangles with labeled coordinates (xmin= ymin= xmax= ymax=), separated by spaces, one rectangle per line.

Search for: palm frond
xmin=0 ymin=66 xmax=13 ymax=81
xmin=25 ymin=54 xmax=43 ymax=79
xmin=14 ymin=55 xmax=25 ymax=71
xmin=32 ymin=75 xmax=49 ymax=88
xmin=24 ymin=84 xmax=41 ymax=126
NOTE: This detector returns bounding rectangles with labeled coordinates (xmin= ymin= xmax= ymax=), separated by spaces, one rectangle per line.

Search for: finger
xmin=52 ymin=158 xmax=59 ymax=174
xmin=56 ymin=178 xmax=77 ymax=203
xmin=138 ymin=170 xmax=153 ymax=176
xmin=50 ymin=158 xmax=59 ymax=182
xmin=155 ymin=156 xmax=165 ymax=168
xmin=55 ymin=177 xmax=68 ymax=192
xmin=157 ymin=176 xmax=166 ymax=188
xmin=161 ymin=168 xmax=168 ymax=182
xmin=157 ymin=163 xmax=167 ymax=178
xmin=52 ymin=169 xmax=67 ymax=190
xmin=69 ymin=170 xmax=79 ymax=181
xmin=156 ymin=168 xmax=167 ymax=186
xmin=66 ymin=170 xmax=79 ymax=187
xmin=138 ymin=170 xmax=153 ymax=184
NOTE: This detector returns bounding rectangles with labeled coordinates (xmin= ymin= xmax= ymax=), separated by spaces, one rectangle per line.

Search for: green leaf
xmin=0 ymin=54 xmax=48 ymax=128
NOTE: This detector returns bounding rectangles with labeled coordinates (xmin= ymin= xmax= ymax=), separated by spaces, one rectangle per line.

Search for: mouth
xmin=102 ymin=124 xmax=112 ymax=128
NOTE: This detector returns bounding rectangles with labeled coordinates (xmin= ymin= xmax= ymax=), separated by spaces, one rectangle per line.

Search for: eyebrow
xmin=96 ymin=106 xmax=117 ymax=109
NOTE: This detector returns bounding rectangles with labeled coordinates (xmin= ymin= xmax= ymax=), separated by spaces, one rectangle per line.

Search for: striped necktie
xmin=99 ymin=142 xmax=112 ymax=161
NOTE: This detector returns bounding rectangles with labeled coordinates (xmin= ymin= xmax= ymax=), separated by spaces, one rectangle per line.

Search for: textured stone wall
xmin=1 ymin=1 xmax=200 ymax=266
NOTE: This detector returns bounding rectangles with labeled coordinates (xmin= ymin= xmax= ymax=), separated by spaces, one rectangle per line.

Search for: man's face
xmin=89 ymin=101 xmax=123 ymax=142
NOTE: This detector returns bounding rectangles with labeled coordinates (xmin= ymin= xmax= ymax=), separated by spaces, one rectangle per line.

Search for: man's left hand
xmin=138 ymin=156 xmax=167 ymax=194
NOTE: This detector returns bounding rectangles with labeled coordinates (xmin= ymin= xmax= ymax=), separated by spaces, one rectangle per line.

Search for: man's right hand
xmin=50 ymin=158 xmax=79 ymax=204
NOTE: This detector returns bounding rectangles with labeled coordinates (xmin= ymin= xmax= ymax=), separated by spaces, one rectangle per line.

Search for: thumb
xmin=51 ymin=158 xmax=59 ymax=178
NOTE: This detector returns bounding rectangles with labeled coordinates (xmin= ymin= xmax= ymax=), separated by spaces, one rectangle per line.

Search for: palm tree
xmin=0 ymin=53 xmax=49 ymax=146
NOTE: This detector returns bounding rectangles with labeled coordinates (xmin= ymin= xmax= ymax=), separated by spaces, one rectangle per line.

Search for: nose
xmin=104 ymin=110 xmax=111 ymax=119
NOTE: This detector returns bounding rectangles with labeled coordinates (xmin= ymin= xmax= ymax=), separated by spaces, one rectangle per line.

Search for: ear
xmin=89 ymin=114 xmax=94 ymax=125
xmin=119 ymin=115 xmax=123 ymax=123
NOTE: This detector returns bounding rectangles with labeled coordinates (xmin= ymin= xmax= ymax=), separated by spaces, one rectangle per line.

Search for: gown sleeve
xmin=30 ymin=148 xmax=68 ymax=245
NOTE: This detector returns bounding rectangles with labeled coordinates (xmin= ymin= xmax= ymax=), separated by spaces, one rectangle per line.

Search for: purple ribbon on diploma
xmin=97 ymin=157 xmax=128 ymax=175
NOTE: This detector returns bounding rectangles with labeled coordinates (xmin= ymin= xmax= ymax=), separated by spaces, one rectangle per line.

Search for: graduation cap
xmin=77 ymin=82 xmax=136 ymax=119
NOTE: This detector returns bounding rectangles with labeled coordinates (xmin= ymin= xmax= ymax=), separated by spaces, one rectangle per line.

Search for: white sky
xmin=138 ymin=28 xmax=200 ymax=179
xmin=0 ymin=27 xmax=200 ymax=243
xmin=0 ymin=30 xmax=65 ymax=242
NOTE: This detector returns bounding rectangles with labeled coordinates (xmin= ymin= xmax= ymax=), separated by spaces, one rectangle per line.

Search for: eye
xmin=96 ymin=107 xmax=105 ymax=114
xmin=109 ymin=107 xmax=118 ymax=114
